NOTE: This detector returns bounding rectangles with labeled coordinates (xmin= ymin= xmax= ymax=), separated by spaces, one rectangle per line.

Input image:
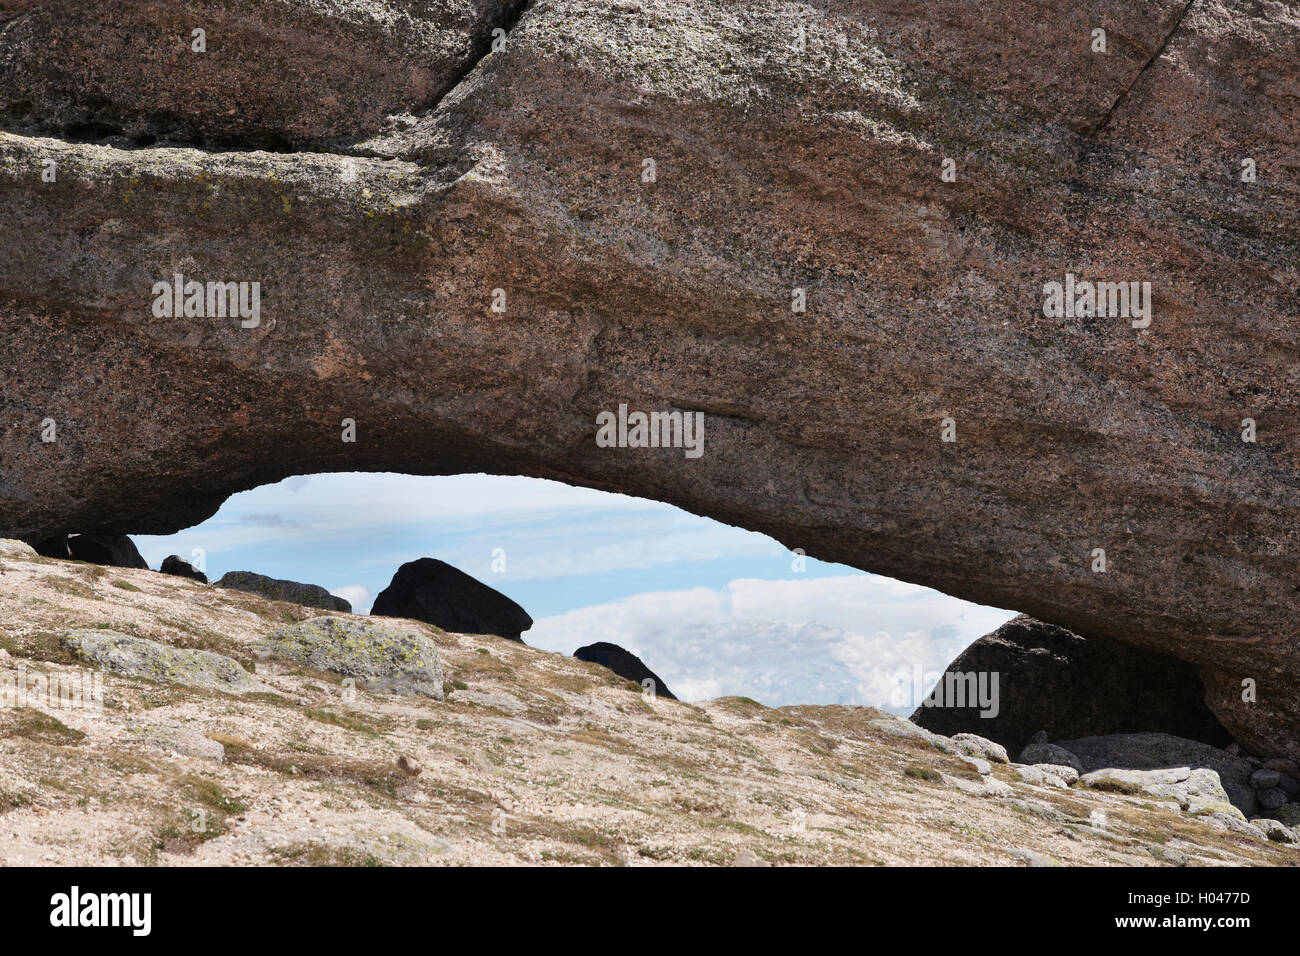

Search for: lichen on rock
xmin=59 ymin=628 xmax=263 ymax=694
xmin=254 ymin=616 xmax=444 ymax=699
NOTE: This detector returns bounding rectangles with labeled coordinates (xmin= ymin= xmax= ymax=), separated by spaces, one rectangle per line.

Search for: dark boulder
xmin=67 ymin=533 xmax=148 ymax=569
xmin=160 ymin=554 xmax=208 ymax=584
xmin=217 ymin=571 xmax=349 ymax=612
xmin=574 ymin=642 xmax=678 ymax=700
xmin=911 ymin=615 xmax=1232 ymax=755
xmin=371 ymin=558 xmax=531 ymax=642
xmin=30 ymin=534 xmax=69 ymax=558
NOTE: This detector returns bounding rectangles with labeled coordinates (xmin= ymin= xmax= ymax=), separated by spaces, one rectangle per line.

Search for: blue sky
xmin=136 ymin=473 xmax=1015 ymax=712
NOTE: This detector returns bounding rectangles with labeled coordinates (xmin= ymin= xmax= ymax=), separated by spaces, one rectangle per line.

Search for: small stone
xmin=734 ymin=849 xmax=770 ymax=867
xmin=1009 ymin=848 xmax=1058 ymax=867
xmin=1250 ymin=768 xmax=1281 ymax=790
xmin=397 ymin=755 xmax=422 ymax=777
xmin=950 ymin=733 xmax=1010 ymax=764
xmin=1257 ymin=787 xmax=1289 ymax=811
xmin=1019 ymin=732 xmax=1083 ymax=773
xmin=1250 ymin=818 xmax=1299 ymax=845
xmin=960 ymin=755 xmax=992 ymax=776
xmin=1262 ymin=757 xmax=1300 ymax=777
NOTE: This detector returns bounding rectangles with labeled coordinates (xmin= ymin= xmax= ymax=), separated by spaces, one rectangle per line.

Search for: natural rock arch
xmin=0 ymin=0 xmax=1296 ymax=755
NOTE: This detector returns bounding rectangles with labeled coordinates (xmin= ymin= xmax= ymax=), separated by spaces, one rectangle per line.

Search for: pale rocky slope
xmin=0 ymin=540 xmax=1292 ymax=866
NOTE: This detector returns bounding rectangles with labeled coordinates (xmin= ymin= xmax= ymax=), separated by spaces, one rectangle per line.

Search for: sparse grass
xmin=717 ymin=696 xmax=767 ymax=715
xmin=0 ymin=708 xmax=86 ymax=745
xmin=219 ymin=741 xmax=408 ymax=801
xmin=0 ymin=789 xmax=32 ymax=813
xmin=904 ymin=764 xmax=942 ymax=783
xmin=270 ymin=843 xmax=383 ymax=866
xmin=1083 ymin=778 xmax=1144 ymax=796
xmin=38 ymin=575 xmax=99 ymax=600
xmin=111 ymin=580 xmax=142 ymax=592
xmin=303 ymin=708 xmax=387 ymax=736
xmin=152 ymin=775 xmax=247 ymax=854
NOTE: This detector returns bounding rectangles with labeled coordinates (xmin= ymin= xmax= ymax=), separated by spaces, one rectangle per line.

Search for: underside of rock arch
xmin=0 ymin=1 xmax=1297 ymax=755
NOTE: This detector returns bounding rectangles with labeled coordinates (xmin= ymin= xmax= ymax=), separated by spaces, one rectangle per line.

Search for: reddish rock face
xmin=0 ymin=2 xmax=1296 ymax=754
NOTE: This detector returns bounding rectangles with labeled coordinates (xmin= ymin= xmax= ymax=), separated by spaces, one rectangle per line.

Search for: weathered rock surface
xmin=218 ymin=571 xmax=349 ymax=612
xmin=1252 ymin=818 xmax=1299 ymax=845
xmin=574 ymin=641 xmax=677 ymax=700
xmin=949 ymin=733 xmax=1009 ymax=765
xmin=1060 ymin=732 xmax=1260 ymax=817
xmin=1014 ymin=764 xmax=1079 ymax=789
xmin=371 ymin=558 xmax=531 ymax=642
xmin=0 ymin=537 xmax=35 ymax=558
xmin=913 ymin=616 xmax=1232 ymax=753
xmin=160 ymin=554 xmax=208 ymax=583
xmin=1019 ymin=731 xmax=1084 ymax=773
xmin=67 ymin=533 xmax=148 ymax=569
xmin=1081 ymin=766 xmax=1235 ymax=814
xmin=60 ymin=628 xmax=262 ymax=694
xmin=0 ymin=2 xmax=1298 ymax=754
xmin=254 ymin=616 xmax=444 ymax=699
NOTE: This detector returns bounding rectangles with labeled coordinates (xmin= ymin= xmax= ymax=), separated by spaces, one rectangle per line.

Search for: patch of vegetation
xmin=270 ymin=843 xmax=382 ymax=867
xmin=303 ymin=708 xmax=386 ymax=736
xmin=220 ymin=741 xmax=408 ymax=801
xmin=717 ymin=696 xmax=767 ymax=715
xmin=111 ymin=580 xmax=142 ymax=592
xmin=1084 ymin=778 xmax=1144 ymax=796
xmin=20 ymin=631 xmax=84 ymax=666
xmin=38 ymin=574 xmax=99 ymax=600
xmin=0 ymin=788 xmax=32 ymax=813
xmin=153 ymin=775 xmax=248 ymax=854
xmin=1 ymin=708 xmax=86 ymax=745
xmin=904 ymin=764 xmax=942 ymax=783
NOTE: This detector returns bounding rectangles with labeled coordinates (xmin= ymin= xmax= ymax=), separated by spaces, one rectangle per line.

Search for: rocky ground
xmin=0 ymin=538 xmax=1294 ymax=867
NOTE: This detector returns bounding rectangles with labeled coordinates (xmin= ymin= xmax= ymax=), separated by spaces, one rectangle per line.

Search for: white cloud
xmin=330 ymin=585 xmax=373 ymax=614
xmin=527 ymin=575 xmax=1014 ymax=712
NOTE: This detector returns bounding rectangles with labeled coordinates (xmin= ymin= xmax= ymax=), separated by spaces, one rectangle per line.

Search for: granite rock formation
xmin=0 ymin=2 xmax=1297 ymax=754
xmin=217 ymin=571 xmax=350 ymax=612
xmin=372 ymin=558 xmax=532 ymax=642
xmin=160 ymin=554 xmax=208 ymax=583
xmin=574 ymin=641 xmax=678 ymax=700
xmin=66 ymin=533 xmax=148 ymax=569
xmin=912 ymin=616 xmax=1233 ymax=754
